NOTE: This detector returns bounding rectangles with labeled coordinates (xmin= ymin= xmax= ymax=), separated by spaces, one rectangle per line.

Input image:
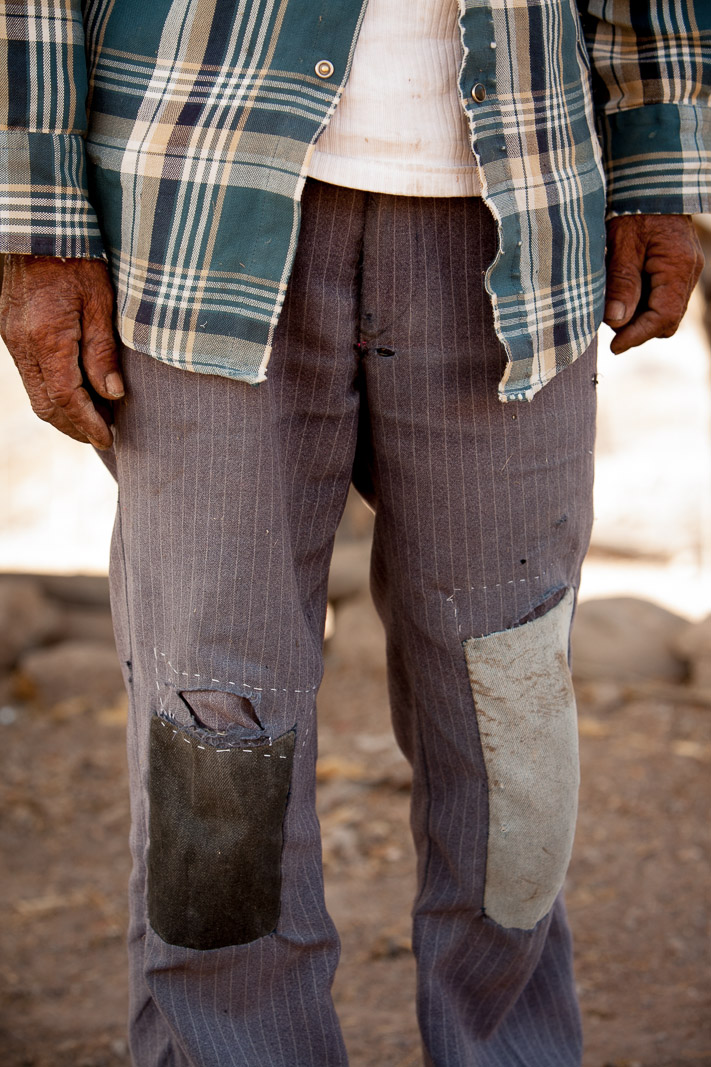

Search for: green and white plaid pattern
xmin=1 ymin=1 xmax=709 ymax=400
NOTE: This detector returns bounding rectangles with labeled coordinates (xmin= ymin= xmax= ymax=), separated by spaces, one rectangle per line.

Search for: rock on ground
xmin=16 ymin=640 xmax=125 ymax=710
xmin=0 ymin=576 xmax=61 ymax=672
xmin=571 ymin=596 xmax=688 ymax=684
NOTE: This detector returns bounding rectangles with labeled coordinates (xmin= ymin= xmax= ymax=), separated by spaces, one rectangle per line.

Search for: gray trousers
xmin=107 ymin=179 xmax=597 ymax=1066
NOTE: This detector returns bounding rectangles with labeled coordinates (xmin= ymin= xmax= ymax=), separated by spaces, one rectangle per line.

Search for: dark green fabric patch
xmin=147 ymin=716 xmax=295 ymax=950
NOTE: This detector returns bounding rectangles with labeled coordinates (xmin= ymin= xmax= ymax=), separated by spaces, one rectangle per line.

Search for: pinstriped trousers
xmin=107 ymin=180 xmax=597 ymax=1066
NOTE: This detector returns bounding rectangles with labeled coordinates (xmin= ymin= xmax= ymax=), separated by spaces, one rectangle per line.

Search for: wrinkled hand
xmin=0 ymin=255 xmax=123 ymax=448
xmin=604 ymin=214 xmax=703 ymax=354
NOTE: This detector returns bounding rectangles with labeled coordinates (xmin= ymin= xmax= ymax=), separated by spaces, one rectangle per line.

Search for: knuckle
xmin=85 ymin=336 xmax=118 ymax=365
xmin=29 ymin=396 xmax=55 ymax=422
xmin=654 ymin=309 xmax=680 ymax=337
xmin=44 ymin=384 xmax=76 ymax=409
xmin=606 ymin=265 xmax=640 ymax=290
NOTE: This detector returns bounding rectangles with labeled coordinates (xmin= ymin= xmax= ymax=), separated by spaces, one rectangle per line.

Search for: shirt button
xmin=471 ymin=83 xmax=487 ymax=103
xmin=315 ymin=59 xmax=334 ymax=79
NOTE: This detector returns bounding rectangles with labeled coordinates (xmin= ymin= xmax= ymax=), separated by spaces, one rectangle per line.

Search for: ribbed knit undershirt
xmin=308 ymin=0 xmax=482 ymax=197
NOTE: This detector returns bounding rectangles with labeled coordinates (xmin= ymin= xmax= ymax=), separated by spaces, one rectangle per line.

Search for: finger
xmin=44 ymin=367 xmax=115 ymax=449
xmin=80 ymin=271 xmax=124 ymax=400
xmin=609 ymin=274 xmax=692 ymax=354
xmin=610 ymin=310 xmax=670 ymax=353
xmin=39 ymin=399 xmax=94 ymax=444
xmin=34 ymin=328 xmax=114 ymax=449
xmin=11 ymin=342 xmax=92 ymax=443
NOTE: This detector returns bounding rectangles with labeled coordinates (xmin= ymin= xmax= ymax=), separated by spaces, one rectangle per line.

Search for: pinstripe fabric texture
xmin=107 ymin=180 xmax=596 ymax=1066
xmin=1 ymin=1 xmax=708 ymax=399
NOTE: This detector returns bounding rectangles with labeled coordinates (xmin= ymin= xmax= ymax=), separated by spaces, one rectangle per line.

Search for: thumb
xmin=81 ymin=271 xmax=124 ymax=399
xmin=604 ymin=258 xmax=643 ymax=329
xmin=603 ymin=217 xmax=646 ymax=329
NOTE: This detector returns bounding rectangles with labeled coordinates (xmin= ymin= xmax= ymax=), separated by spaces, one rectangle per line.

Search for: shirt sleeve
xmin=0 ymin=0 xmax=105 ymax=258
xmin=578 ymin=0 xmax=711 ymax=217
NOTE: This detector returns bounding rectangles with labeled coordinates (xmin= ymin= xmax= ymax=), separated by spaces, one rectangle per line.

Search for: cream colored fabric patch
xmin=464 ymin=590 xmax=579 ymax=931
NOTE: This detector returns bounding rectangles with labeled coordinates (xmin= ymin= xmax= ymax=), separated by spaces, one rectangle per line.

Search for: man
xmin=0 ymin=2 xmax=707 ymax=1064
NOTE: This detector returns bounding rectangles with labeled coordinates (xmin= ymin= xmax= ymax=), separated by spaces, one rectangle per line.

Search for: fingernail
xmin=105 ymin=372 xmax=124 ymax=397
xmin=605 ymin=300 xmax=626 ymax=322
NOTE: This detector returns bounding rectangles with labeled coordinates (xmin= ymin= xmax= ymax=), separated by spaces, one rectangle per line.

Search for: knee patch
xmin=147 ymin=711 xmax=295 ymax=950
xmin=463 ymin=589 xmax=578 ymax=930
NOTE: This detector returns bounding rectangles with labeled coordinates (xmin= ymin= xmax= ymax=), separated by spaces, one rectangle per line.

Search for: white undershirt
xmin=308 ymin=0 xmax=481 ymax=197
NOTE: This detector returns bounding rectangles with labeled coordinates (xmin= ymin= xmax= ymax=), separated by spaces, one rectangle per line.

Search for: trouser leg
xmin=107 ymin=180 xmax=368 ymax=1066
xmin=107 ymin=177 xmax=595 ymax=1066
xmin=354 ymin=192 xmax=596 ymax=1065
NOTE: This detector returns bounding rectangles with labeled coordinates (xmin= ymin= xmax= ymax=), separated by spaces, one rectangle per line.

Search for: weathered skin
xmin=604 ymin=214 xmax=704 ymax=354
xmin=0 ymin=214 xmax=703 ymax=446
xmin=0 ymin=254 xmax=122 ymax=449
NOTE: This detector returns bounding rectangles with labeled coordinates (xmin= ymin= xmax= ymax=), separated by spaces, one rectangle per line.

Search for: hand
xmin=603 ymin=214 xmax=704 ymax=354
xmin=0 ymin=254 xmax=123 ymax=449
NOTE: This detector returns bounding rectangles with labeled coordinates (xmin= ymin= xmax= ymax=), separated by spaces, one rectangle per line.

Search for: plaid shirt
xmin=0 ymin=1 xmax=709 ymax=401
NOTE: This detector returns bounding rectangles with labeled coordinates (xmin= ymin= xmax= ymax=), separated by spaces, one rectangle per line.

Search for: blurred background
xmin=1 ymin=228 xmax=710 ymax=1067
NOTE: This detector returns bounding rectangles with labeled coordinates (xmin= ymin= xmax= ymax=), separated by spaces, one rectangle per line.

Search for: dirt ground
xmin=0 ymin=566 xmax=709 ymax=1067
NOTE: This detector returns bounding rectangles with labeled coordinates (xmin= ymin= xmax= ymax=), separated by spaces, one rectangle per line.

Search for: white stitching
xmin=157 ymin=718 xmax=287 ymax=757
xmin=480 ymin=572 xmax=546 ymax=592
xmin=153 ymin=656 xmax=299 ymax=756
xmin=154 ymin=650 xmax=318 ymax=695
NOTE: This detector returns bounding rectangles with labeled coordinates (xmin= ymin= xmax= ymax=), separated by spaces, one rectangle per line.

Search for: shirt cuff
xmin=0 ymin=130 xmax=105 ymax=258
xmin=600 ymin=103 xmax=711 ymax=218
